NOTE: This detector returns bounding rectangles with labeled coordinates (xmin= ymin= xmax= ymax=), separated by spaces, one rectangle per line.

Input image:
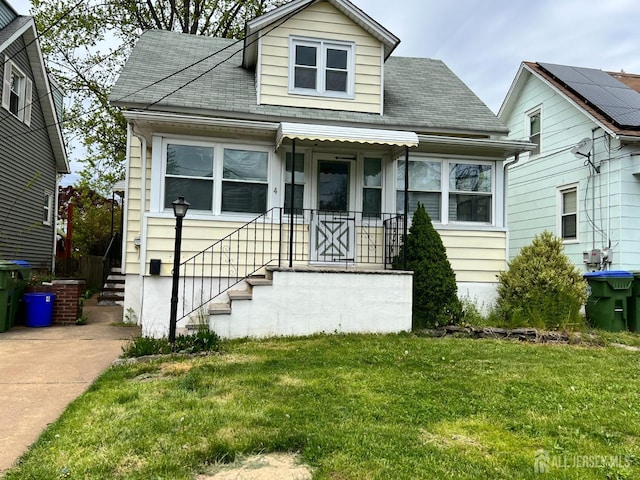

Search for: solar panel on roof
xmin=538 ymin=62 xmax=640 ymax=128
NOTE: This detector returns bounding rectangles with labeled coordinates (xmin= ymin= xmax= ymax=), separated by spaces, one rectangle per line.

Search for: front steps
xmin=97 ymin=267 xmax=125 ymax=305
xmin=183 ymin=274 xmax=272 ymax=335
xmin=197 ymin=267 xmax=412 ymax=339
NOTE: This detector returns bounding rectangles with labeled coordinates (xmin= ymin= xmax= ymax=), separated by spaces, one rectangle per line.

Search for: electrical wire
xmin=0 ymin=0 xmax=308 ymax=142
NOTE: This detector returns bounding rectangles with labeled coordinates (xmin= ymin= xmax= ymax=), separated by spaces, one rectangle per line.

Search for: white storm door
xmin=311 ymin=157 xmax=356 ymax=263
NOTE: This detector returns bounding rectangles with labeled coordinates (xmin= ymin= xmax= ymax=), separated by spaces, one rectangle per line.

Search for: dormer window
xmin=289 ymin=37 xmax=354 ymax=98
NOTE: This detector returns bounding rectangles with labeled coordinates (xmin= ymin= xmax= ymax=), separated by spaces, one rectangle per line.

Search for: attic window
xmin=2 ymin=57 xmax=32 ymax=125
xmin=289 ymin=37 xmax=354 ymax=98
xmin=526 ymin=107 xmax=541 ymax=156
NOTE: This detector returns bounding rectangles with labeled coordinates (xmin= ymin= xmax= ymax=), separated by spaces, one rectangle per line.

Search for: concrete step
xmin=102 ymin=286 xmax=125 ymax=293
xmin=208 ymin=302 xmax=231 ymax=315
xmin=228 ymin=289 xmax=252 ymax=301
xmin=245 ymin=277 xmax=273 ymax=287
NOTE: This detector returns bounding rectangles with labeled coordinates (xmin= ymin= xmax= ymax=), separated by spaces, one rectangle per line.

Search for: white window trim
xmin=2 ymin=56 xmax=32 ymax=125
xmin=558 ymin=184 xmax=579 ymax=243
xmin=396 ymin=156 xmax=443 ymax=223
xmin=396 ymin=155 xmax=496 ymax=227
xmin=282 ymin=147 xmax=309 ymax=215
xmin=525 ymin=105 xmax=542 ymax=158
xmin=361 ymin=155 xmax=384 ymax=217
xmin=43 ymin=190 xmax=53 ymax=226
xmin=154 ymin=135 xmax=273 ymax=220
xmin=447 ymin=160 xmax=495 ymax=225
xmin=288 ymin=36 xmax=355 ymax=99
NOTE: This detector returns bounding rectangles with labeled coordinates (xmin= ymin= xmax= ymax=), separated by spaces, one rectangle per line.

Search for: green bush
xmin=496 ymin=231 xmax=587 ymax=329
xmin=121 ymin=330 xmax=221 ymax=358
xmin=395 ymin=203 xmax=461 ymax=328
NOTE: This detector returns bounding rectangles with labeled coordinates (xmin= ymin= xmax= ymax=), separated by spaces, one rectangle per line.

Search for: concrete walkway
xmin=0 ymin=300 xmax=139 ymax=474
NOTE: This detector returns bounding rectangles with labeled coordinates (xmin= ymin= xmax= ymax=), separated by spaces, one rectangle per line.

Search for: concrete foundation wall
xmin=211 ymin=269 xmax=413 ymax=339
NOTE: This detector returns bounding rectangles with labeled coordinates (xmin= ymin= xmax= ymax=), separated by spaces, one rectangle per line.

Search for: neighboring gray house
xmin=499 ymin=62 xmax=640 ymax=272
xmin=0 ymin=0 xmax=68 ymax=269
xmin=109 ymin=0 xmax=531 ymax=338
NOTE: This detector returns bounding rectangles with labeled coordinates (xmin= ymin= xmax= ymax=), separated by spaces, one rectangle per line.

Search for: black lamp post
xmin=169 ymin=195 xmax=189 ymax=343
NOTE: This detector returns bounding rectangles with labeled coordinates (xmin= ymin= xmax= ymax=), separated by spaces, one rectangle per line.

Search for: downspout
xmin=52 ymin=174 xmax=61 ymax=273
xmin=592 ymin=128 xmax=596 ymax=251
xmin=130 ymin=124 xmax=147 ymax=321
xmin=503 ymin=153 xmax=520 ymax=264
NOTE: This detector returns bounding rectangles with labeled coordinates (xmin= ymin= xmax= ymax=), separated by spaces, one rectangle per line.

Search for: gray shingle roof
xmin=110 ymin=29 xmax=507 ymax=135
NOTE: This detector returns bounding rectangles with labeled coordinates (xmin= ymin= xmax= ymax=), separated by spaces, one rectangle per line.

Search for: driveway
xmin=0 ymin=300 xmax=139 ymax=474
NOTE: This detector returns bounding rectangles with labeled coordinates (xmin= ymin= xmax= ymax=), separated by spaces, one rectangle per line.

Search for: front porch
xmin=166 ymin=207 xmax=410 ymax=338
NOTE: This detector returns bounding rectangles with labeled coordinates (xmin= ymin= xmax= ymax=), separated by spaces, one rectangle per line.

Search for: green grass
xmin=5 ymin=334 xmax=640 ymax=479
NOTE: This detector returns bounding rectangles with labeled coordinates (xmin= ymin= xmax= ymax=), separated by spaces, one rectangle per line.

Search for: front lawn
xmin=5 ymin=334 xmax=640 ymax=479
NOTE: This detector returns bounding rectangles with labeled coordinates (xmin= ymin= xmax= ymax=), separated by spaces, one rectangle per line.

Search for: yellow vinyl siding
xmin=439 ymin=229 xmax=506 ymax=283
xmin=144 ymin=218 xmax=309 ymax=277
xmin=259 ymin=1 xmax=382 ymax=114
xmin=124 ymin=137 xmax=143 ymax=275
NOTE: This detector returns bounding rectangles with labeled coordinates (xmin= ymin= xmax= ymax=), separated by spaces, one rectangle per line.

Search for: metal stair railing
xmin=177 ymin=208 xmax=283 ymax=322
xmin=176 ymin=208 xmax=405 ymax=323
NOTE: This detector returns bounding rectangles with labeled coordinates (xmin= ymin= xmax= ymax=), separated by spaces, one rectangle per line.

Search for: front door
xmin=311 ymin=157 xmax=356 ymax=263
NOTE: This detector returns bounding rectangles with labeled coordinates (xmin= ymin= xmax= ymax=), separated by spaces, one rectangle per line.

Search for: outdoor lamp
xmin=172 ymin=195 xmax=190 ymax=218
xmin=169 ymin=195 xmax=190 ymax=343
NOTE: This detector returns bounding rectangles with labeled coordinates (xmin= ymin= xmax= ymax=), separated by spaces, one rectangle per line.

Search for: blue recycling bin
xmin=23 ymin=293 xmax=56 ymax=328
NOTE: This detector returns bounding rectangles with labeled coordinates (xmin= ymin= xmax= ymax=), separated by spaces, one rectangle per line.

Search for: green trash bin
xmin=9 ymin=260 xmax=30 ymax=327
xmin=0 ymin=260 xmax=18 ymax=333
xmin=584 ymin=271 xmax=633 ymax=332
xmin=628 ymin=271 xmax=640 ymax=332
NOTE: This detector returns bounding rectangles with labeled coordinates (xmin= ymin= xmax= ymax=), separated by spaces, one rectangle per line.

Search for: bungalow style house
xmin=499 ymin=62 xmax=640 ymax=271
xmin=109 ymin=0 xmax=532 ymax=338
xmin=0 ymin=0 xmax=68 ymax=270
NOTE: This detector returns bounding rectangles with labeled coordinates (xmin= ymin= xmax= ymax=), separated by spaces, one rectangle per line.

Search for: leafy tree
xmin=395 ymin=203 xmax=461 ymax=328
xmin=496 ymin=230 xmax=588 ymax=329
xmin=59 ymin=185 xmax=121 ymax=256
xmin=31 ymin=0 xmax=285 ymax=194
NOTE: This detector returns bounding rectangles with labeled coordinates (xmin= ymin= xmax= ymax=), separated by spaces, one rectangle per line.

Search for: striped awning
xmin=276 ymin=122 xmax=419 ymax=148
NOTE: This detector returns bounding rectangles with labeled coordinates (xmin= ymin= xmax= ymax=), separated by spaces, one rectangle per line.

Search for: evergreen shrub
xmin=496 ymin=231 xmax=588 ymax=329
xmin=395 ymin=203 xmax=461 ymax=328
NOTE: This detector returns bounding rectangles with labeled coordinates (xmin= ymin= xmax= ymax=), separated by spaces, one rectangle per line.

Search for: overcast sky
xmin=9 ymin=0 xmax=640 ymax=182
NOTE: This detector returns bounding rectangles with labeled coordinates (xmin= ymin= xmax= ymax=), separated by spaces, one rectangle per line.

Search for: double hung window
xmin=396 ymin=158 xmax=494 ymax=224
xmin=284 ymin=152 xmax=305 ymax=215
xmin=396 ymin=160 xmax=441 ymax=221
xmin=162 ymin=140 xmax=269 ymax=215
xmin=222 ymin=149 xmax=268 ymax=214
xmin=527 ymin=108 xmax=541 ymax=156
xmin=2 ymin=57 xmax=32 ymax=125
xmin=560 ymin=186 xmax=577 ymax=240
xmin=43 ymin=191 xmax=53 ymax=225
xmin=290 ymin=38 xmax=354 ymax=97
xmin=363 ymin=157 xmax=382 ymax=218
xmin=164 ymin=143 xmax=215 ymax=211
xmin=448 ymin=163 xmax=492 ymax=223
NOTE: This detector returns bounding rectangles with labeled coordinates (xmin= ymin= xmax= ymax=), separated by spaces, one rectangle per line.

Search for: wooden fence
xmin=55 ymin=255 xmax=103 ymax=293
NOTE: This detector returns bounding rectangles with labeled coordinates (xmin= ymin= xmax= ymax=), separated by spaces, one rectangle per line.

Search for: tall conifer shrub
xmin=395 ymin=203 xmax=461 ymax=328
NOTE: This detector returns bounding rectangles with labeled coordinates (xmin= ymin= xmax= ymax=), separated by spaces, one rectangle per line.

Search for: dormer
xmin=242 ymin=0 xmax=399 ymax=115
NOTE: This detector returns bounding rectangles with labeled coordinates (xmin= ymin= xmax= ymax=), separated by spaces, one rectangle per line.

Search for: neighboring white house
xmin=109 ymin=0 xmax=531 ymax=338
xmin=499 ymin=62 xmax=640 ymax=272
